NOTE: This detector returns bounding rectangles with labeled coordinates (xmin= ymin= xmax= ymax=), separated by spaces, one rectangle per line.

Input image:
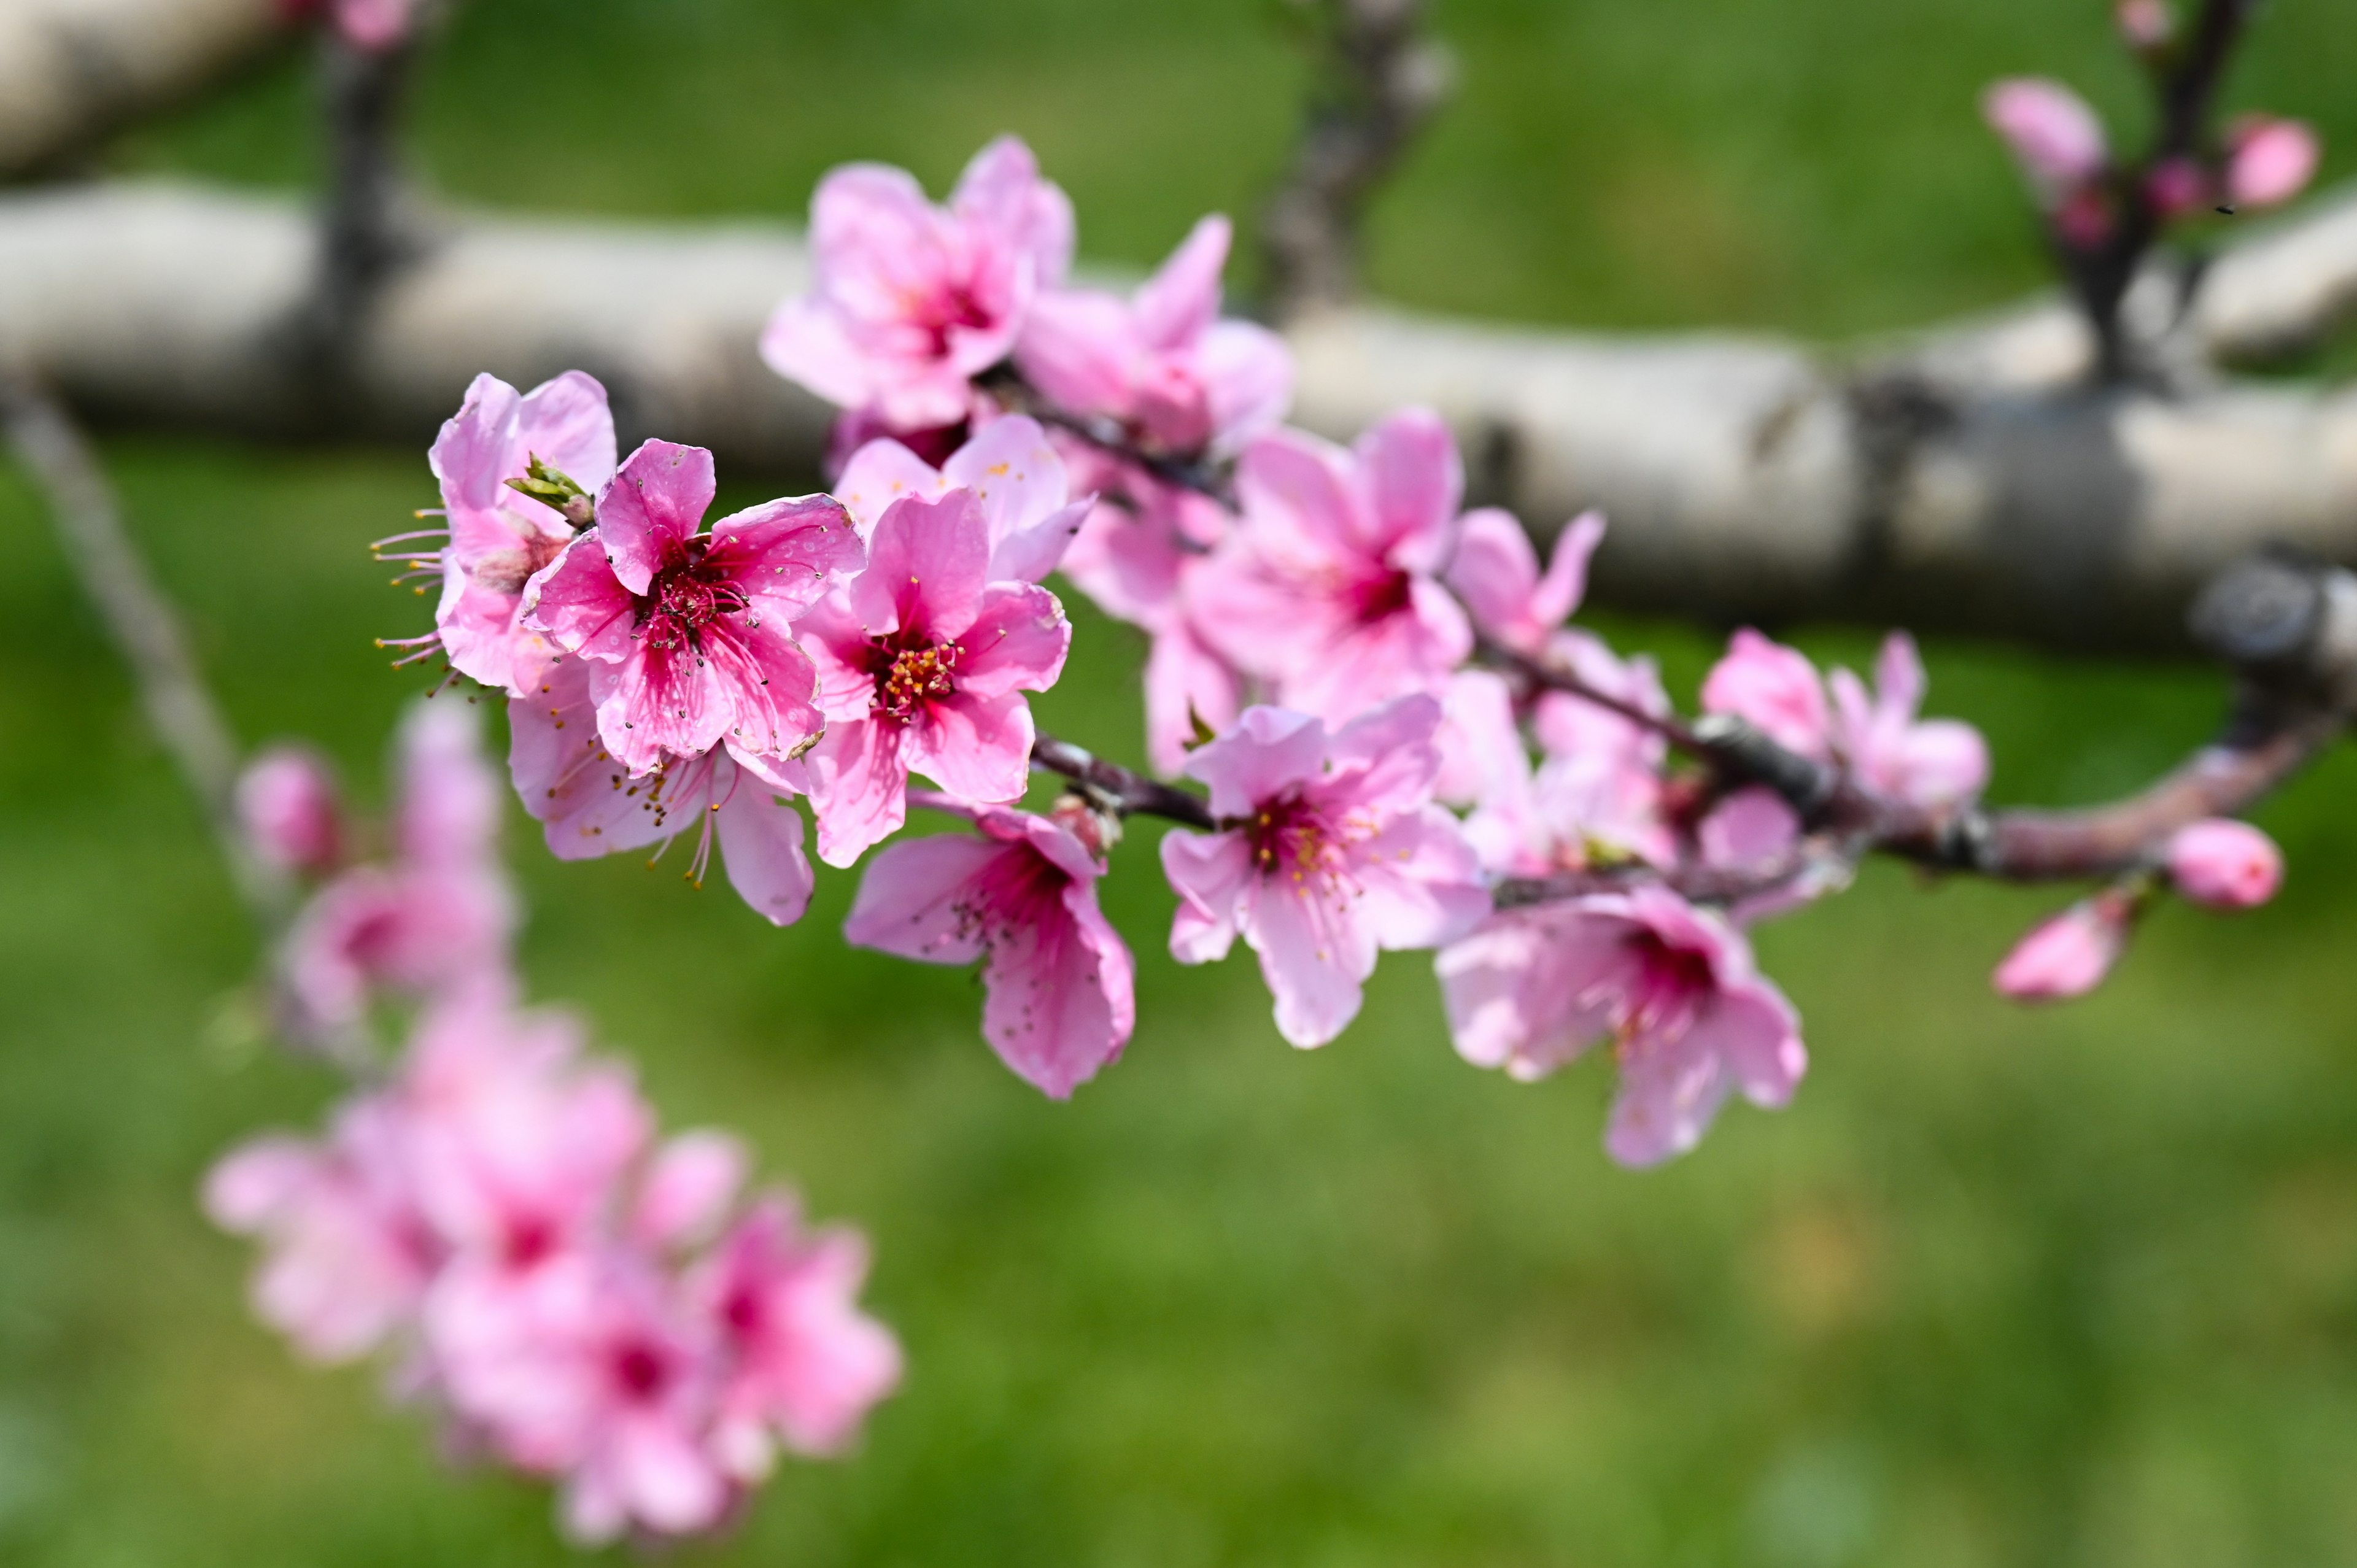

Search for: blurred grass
xmin=4 ymin=1 xmax=2357 ymax=1564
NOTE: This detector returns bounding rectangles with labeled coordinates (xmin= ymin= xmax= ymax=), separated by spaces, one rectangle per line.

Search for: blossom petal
xmin=954 ymin=582 xmax=1071 ymax=698
xmin=715 ymin=770 xmax=816 ymax=927
xmin=803 ymin=718 xmax=908 ymax=868
xmin=841 ymin=833 xmax=1007 ymax=963
xmin=1183 ymin=705 xmax=1328 ymax=821
xmin=1356 ymin=406 xmax=1463 ymax=571
xmin=904 ymin=690 xmax=1035 ymax=803
xmin=1160 ymin=828 xmax=1250 ymax=964
xmin=853 ymin=490 xmax=991 ymax=643
xmin=595 ymin=441 xmax=717 ymax=595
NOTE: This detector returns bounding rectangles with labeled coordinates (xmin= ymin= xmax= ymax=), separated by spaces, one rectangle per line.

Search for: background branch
xmin=0 ymin=0 xmax=286 ymax=178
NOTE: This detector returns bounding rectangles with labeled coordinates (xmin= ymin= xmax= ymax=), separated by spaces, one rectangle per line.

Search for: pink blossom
xmin=834 ymin=414 xmax=1091 ymax=584
xmin=522 ymin=439 xmax=862 ymax=776
xmin=1188 ymin=409 xmax=1476 ymax=724
xmin=762 ymin=137 xmax=1074 ymax=430
xmin=384 ymin=372 xmax=617 ymax=696
xmin=1159 ymin=697 xmax=1490 ymax=1047
xmin=2116 ymin=0 xmax=2173 ymax=50
xmin=2145 ymin=156 xmax=2210 ymax=219
xmin=1700 ymin=628 xmax=1832 ymax=760
xmin=799 ymin=490 xmax=1072 ymax=866
xmin=282 ymin=0 xmax=413 ymax=52
xmin=1994 ymin=892 xmax=2131 ymax=1001
xmin=695 ymin=1198 xmax=903 ymax=1473
xmin=1828 ymin=632 xmax=1989 ymax=809
xmin=509 ymin=658 xmax=818 ymax=927
xmin=1983 ymin=78 xmax=2108 ymax=192
xmin=1436 ymin=886 xmax=1807 ymax=1166
xmin=204 ymin=1101 xmax=433 ymax=1362
xmin=632 ymin=1132 xmax=751 ymax=1254
xmin=2166 ymin=818 xmax=2282 ymax=910
xmin=281 ymin=702 xmax=514 ymax=1038
xmin=1442 ymin=508 xmax=1605 ymax=655
xmin=238 ymin=746 xmax=346 ymax=877
xmin=2227 ymin=117 xmax=2321 ymax=210
xmin=845 ymin=797 xmax=1134 ymax=1097
xmin=1015 ymin=215 xmax=1293 ymax=455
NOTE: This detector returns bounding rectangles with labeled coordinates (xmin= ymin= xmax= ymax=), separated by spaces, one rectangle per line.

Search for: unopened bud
xmin=1994 ymin=889 xmax=2133 ymax=1002
xmin=237 ymin=747 xmax=346 ymax=876
xmin=2165 ymin=819 xmax=2281 ymax=910
xmin=2115 ymin=0 xmax=2173 ymax=53
xmin=506 ymin=455 xmax=597 ymax=531
xmin=2226 ymin=117 xmax=2321 ymax=211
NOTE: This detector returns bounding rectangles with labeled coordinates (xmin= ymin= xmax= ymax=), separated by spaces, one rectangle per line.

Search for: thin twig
xmin=1030 ymin=733 xmax=1217 ymax=830
xmin=0 ymin=372 xmax=288 ymax=925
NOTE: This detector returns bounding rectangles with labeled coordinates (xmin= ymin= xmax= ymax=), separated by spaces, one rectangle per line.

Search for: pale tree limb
xmin=0 ymin=369 xmax=287 ymax=923
xmin=0 ymin=0 xmax=287 ymax=178
xmin=4 ymin=179 xmax=2357 ymax=647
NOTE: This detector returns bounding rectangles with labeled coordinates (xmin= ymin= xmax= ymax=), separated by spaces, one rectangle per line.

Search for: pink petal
xmin=715 ymin=768 xmax=817 ymax=926
xmin=2229 ymin=117 xmax=2320 ymax=209
xmin=1160 ymin=828 xmax=1251 ymax=964
xmin=395 ymin=698 xmax=503 ymax=872
xmin=1605 ymin=1027 xmax=1732 ymax=1168
xmin=705 ymin=493 xmax=865 ymax=621
xmin=1441 ymin=508 xmax=1541 ymax=647
xmin=842 ymin=833 xmax=1008 ymax=962
xmin=951 ymin=134 xmax=1072 ymax=285
xmin=942 ymin=415 xmax=1085 ymax=582
xmin=1013 ymin=288 xmax=1139 ymax=419
xmin=521 ymin=535 xmax=641 ymax=665
xmin=1994 ymin=898 xmax=2127 ymax=1000
xmin=590 ymin=631 xmax=735 ymax=776
xmin=508 ymin=663 xmax=673 ymax=860
xmin=516 ymin=370 xmax=619 ymax=492
xmin=853 ymin=490 xmax=991 ymax=643
xmin=1690 ymin=981 xmax=1807 ymax=1108
xmin=835 ymin=438 xmax=949 ymax=534
xmin=1697 ymin=786 xmax=1800 ymax=869
xmin=1355 ymin=406 xmax=1464 ymax=572
xmin=1983 ymin=77 xmax=2108 ymax=187
xmin=430 ymin=372 xmax=525 ymax=519
xmin=1182 ymin=705 xmax=1328 ymax=820
xmin=1132 ymin=214 xmax=1230 ymax=349
xmin=1198 ymin=320 xmax=1296 ymax=452
xmin=2166 ymin=818 xmax=2282 ymax=910
xmin=1235 ymin=427 xmax=1369 ymax=562
xmin=203 ymin=1137 xmax=320 ymax=1231
xmin=1242 ymin=871 xmax=1377 ymax=1048
xmin=980 ymin=873 xmax=1136 ymax=1097
xmin=1530 ymin=510 xmax=1605 ymax=631
xmin=1144 ymin=619 xmax=1243 ymax=776
xmin=803 ymin=718 xmax=909 ymax=868
xmin=759 ymin=294 xmax=879 ymax=412
xmin=610 ymin=1413 xmax=729 ymax=1536
xmin=904 ymin=689 xmax=1035 ymax=803
xmin=595 ymin=441 xmax=716 ymax=596
xmin=953 ymin=582 xmax=1072 ymax=698
xmin=632 ymin=1131 xmax=748 ymax=1249
xmin=1347 ymin=806 xmax=1492 ymax=951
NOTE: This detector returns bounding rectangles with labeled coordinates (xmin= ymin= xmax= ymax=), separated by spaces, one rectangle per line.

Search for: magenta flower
xmin=1983 ymin=77 xmax=2108 ymax=193
xmin=2227 ymin=116 xmax=2321 ymax=209
xmin=834 ymin=414 xmax=1091 ymax=585
xmin=1015 ymin=214 xmax=1293 ymax=455
xmin=762 ymin=136 xmax=1074 ymax=430
xmin=1828 ymin=632 xmax=1989 ymax=809
xmin=522 ymin=439 xmax=862 ymax=776
xmin=2167 ymin=818 xmax=2282 ymax=910
xmin=1994 ymin=892 xmax=2132 ymax=1001
xmin=845 ymin=797 xmax=1136 ymax=1097
xmin=203 ymin=1100 xmax=433 ymax=1362
xmin=509 ymin=658 xmax=818 ymax=927
xmin=695 ymin=1197 xmax=904 ymax=1474
xmin=1701 ymin=627 xmax=1832 ymax=760
xmin=381 ymin=372 xmax=617 ymax=695
xmin=1188 ymin=409 xmax=1475 ymax=725
xmin=237 ymin=745 xmax=346 ymax=877
xmin=1442 ymin=508 xmax=1606 ymax=656
xmin=799 ymin=490 xmax=1073 ymax=866
xmin=1436 ymin=886 xmax=1808 ymax=1167
xmin=281 ymin=702 xmax=515 ymax=1039
xmin=1159 ymin=698 xmax=1490 ymax=1047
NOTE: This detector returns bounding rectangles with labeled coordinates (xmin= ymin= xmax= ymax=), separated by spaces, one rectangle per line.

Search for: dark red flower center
xmin=1245 ymin=792 xmax=1345 ymax=889
xmin=638 ymin=539 xmax=749 ymax=656
xmin=1615 ymin=930 xmax=1717 ymax=1048
xmin=1350 ymin=568 xmax=1415 ymax=625
xmin=611 ymin=1338 xmax=670 ymax=1402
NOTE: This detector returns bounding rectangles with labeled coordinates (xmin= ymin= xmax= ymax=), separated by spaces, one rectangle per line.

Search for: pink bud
xmin=333 ymin=0 xmax=414 ymax=52
xmin=2227 ymin=117 xmax=2320 ymax=210
xmin=1994 ymin=894 xmax=2130 ymax=1002
xmin=237 ymin=747 xmax=345 ymax=876
xmin=2144 ymin=156 xmax=2208 ymax=219
xmin=1983 ymin=78 xmax=2109 ymax=189
xmin=2115 ymin=0 xmax=2173 ymax=51
xmin=2054 ymin=187 xmax=2116 ymax=250
xmin=2165 ymin=818 xmax=2281 ymax=910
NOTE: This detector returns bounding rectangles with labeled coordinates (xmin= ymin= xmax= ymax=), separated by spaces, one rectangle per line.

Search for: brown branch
xmin=0 ymin=370 xmax=288 ymax=924
xmin=1260 ymin=0 xmax=1455 ymax=322
xmin=1030 ymin=733 xmax=1216 ymax=830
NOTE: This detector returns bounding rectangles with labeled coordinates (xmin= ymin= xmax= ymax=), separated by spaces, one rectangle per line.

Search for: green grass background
xmin=6 ymin=1 xmax=2357 ymax=1562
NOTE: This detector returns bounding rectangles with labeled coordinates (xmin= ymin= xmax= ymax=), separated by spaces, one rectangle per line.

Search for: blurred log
xmin=0 ymin=0 xmax=286 ymax=177
xmin=4 ymin=179 xmax=2357 ymax=647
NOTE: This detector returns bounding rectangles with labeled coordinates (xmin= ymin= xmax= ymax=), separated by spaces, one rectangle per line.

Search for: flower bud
xmin=2143 ymin=156 xmax=2208 ymax=220
xmin=2115 ymin=0 xmax=2173 ymax=52
xmin=1994 ymin=892 xmax=2130 ymax=1002
xmin=2165 ymin=818 xmax=2281 ymax=910
xmin=237 ymin=747 xmax=346 ymax=877
xmin=1983 ymin=78 xmax=2108 ymax=191
xmin=2226 ymin=117 xmax=2320 ymax=210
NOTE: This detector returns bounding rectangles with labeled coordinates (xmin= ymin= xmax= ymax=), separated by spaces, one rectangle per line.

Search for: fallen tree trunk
xmin=0 ymin=0 xmax=286 ymax=177
xmin=3 ymin=178 xmax=2355 ymax=646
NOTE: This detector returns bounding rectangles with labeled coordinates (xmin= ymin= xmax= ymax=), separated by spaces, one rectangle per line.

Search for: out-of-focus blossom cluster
xmin=220 ymin=708 xmax=896 ymax=1545
xmin=281 ymin=0 xmax=414 ymax=53
xmin=1981 ymin=2 xmax=2320 ymax=255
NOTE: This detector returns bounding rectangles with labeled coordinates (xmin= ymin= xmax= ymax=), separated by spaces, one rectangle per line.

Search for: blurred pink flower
xmin=1161 ymin=697 xmax=1490 ymax=1047
xmin=834 ymin=414 xmax=1090 ymax=584
xmin=2227 ymin=116 xmax=2320 ymax=210
xmin=1829 ymin=631 xmax=1989 ymax=809
xmin=1701 ymin=627 xmax=1832 ymax=759
xmin=283 ymin=0 xmax=413 ymax=52
xmin=762 ymin=137 xmax=1074 ymax=429
xmin=1442 ymin=508 xmax=1605 ymax=656
xmin=1015 ymin=214 xmax=1293 ymax=455
xmin=798 ymin=490 xmax=1072 ymax=866
xmin=845 ymin=797 xmax=1134 ymax=1097
xmin=1983 ymin=77 xmax=2108 ymax=192
xmin=2115 ymin=0 xmax=2173 ymax=51
xmin=237 ymin=746 xmax=346 ymax=877
xmin=1437 ymin=885 xmax=1807 ymax=1166
xmin=2167 ymin=818 xmax=2282 ymax=910
xmin=522 ymin=439 xmax=861 ymax=776
xmin=1188 ymin=409 xmax=1476 ymax=725
xmin=1994 ymin=892 xmax=2131 ymax=1000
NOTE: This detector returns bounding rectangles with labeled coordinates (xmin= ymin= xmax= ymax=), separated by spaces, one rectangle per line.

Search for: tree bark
xmin=0 ymin=0 xmax=285 ymax=177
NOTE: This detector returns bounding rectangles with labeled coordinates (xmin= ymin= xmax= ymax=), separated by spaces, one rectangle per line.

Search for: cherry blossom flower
xmin=281 ymin=702 xmax=515 ymax=1038
xmin=1701 ymin=628 xmax=1832 ymax=760
xmin=1188 ymin=409 xmax=1476 ymax=724
xmin=799 ymin=490 xmax=1072 ymax=866
xmin=1828 ymin=631 xmax=1989 ymax=809
xmin=508 ymin=658 xmax=818 ymax=927
xmin=2226 ymin=116 xmax=2320 ymax=210
xmin=1994 ymin=892 xmax=2132 ymax=1000
xmin=834 ymin=414 xmax=1090 ymax=584
xmin=1983 ymin=78 xmax=2108 ymax=193
xmin=1015 ymin=215 xmax=1293 ymax=456
xmin=237 ymin=746 xmax=346 ymax=877
xmin=522 ymin=439 xmax=862 ymax=776
xmin=845 ymin=796 xmax=1134 ymax=1097
xmin=1442 ymin=508 xmax=1605 ymax=656
xmin=1160 ymin=697 xmax=1490 ymax=1047
xmin=696 ymin=1197 xmax=904 ymax=1474
xmin=762 ymin=137 xmax=1074 ymax=430
xmin=1436 ymin=886 xmax=1808 ymax=1166
xmin=2167 ymin=818 xmax=2282 ymax=909
xmin=204 ymin=1100 xmax=433 ymax=1362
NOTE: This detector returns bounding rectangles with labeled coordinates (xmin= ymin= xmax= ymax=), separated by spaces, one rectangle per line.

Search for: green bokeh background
xmin=6 ymin=1 xmax=2357 ymax=1563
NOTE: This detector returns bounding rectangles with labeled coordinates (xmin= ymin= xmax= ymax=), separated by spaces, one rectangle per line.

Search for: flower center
xmin=877 ymin=639 xmax=959 ymax=722
xmin=1614 ymin=930 xmax=1716 ymax=1048
xmin=1351 ymin=568 xmax=1414 ymax=625
xmin=1246 ymin=793 xmax=1348 ymax=892
xmin=638 ymin=543 xmax=748 ymax=655
xmin=611 ymin=1338 xmax=670 ymax=1402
